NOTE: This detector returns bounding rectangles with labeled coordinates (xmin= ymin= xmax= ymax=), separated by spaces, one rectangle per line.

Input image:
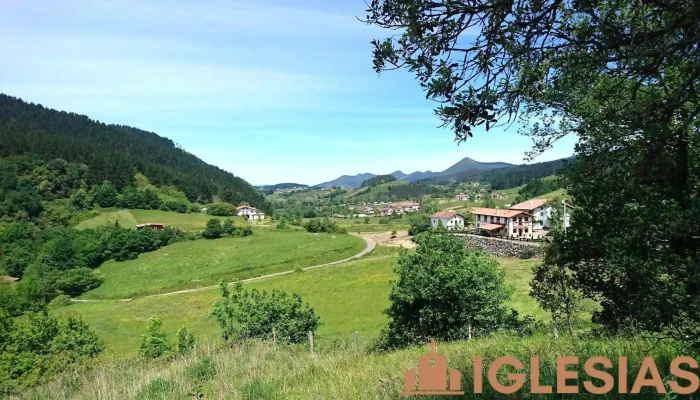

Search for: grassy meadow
xmin=76 ymin=209 xmax=250 ymax=231
xmin=21 ymin=334 xmax=686 ymax=400
xmin=81 ymin=230 xmax=367 ymax=300
xmin=52 ymin=245 xmax=585 ymax=356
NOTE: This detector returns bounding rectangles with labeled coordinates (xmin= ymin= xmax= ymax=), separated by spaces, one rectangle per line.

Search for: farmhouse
xmin=509 ymin=199 xmax=571 ymax=231
xmin=471 ymin=208 xmax=536 ymax=238
xmin=135 ymin=223 xmax=164 ymax=230
xmin=491 ymin=193 xmax=506 ymax=199
xmin=430 ymin=211 xmax=466 ymax=231
xmin=236 ymin=205 xmax=265 ymax=220
xmin=454 ymin=193 xmax=470 ymax=201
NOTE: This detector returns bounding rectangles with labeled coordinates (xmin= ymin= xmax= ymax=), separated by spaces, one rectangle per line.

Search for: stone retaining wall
xmin=456 ymin=234 xmax=541 ymax=259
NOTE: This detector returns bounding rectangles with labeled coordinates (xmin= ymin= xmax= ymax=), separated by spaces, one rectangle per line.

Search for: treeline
xmin=514 ymin=178 xmax=561 ymax=203
xmin=0 ymin=94 xmax=268 ymax=211
xmin=478 ymin=158 xmax=571 ymax=190
xmin=0 ymin=221 xmax=194 ymax=315
xmin=361 ymin=174 xmax=396 ymax=187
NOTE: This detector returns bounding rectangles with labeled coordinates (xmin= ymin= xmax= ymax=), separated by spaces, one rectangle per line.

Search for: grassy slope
xmin=54 ymin=247 xmax=580 ymax=356
xmin=24 ymin=334 xmax=681 ymax=400
xmin=76 ymin=209 xmax=248 ymax=231
xmin=82 ymin=230 xmax=366 ymax=300
xmin=347 ymin=181 xmax=408 ymax=202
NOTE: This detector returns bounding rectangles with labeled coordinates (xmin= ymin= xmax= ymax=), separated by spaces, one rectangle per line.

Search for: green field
xmin=76 ymin=209 xmax=249 ymax=231
xmin=81 ymin=230 xmax=367 ymax=300
xmin=52 ymin=246 xmax=579 ymax=356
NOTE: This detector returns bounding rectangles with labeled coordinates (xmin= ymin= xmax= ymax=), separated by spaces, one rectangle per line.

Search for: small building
xmin=454 ymin=193 xmax=470 ymax=201
xmin=491 ymin=193 xmax=506 ymax=199
xmin=135 ymin=223 xmax=164 ymax=230
xmin=471 ymin=208 xmax=534 ymax=238
xmin=430 ymin=211 xmax=466 ymax=231
xmin=509 ymin=199 xmax=572 ymax=232
xmin=237 ymin=205 xmax=265 ymax=220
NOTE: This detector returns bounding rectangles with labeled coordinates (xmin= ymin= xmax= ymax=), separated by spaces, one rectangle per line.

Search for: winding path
xmin=71 ymin=236 xmax=375 ymax=303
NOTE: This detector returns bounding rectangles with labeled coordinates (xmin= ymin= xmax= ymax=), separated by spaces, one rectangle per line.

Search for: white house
xmin=237 ymin=205 xmax=265 ymax=220
xmin=430 ymin=211 xmax=466 ymax=231
xmin=509 ymin=199 xmax=572 ymax=232
xmin=454 ymin=193 xmax=470 ymax=201
xmin=472 ymin=208 xmax=535 ymax=238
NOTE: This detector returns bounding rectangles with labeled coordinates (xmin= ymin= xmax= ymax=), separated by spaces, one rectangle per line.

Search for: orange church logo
xmin=402 ymin=339 xmax=464 ymax=396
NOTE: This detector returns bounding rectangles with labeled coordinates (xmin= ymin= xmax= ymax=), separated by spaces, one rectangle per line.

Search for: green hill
xmin=0 ymin=94 xmax=267 ymax=210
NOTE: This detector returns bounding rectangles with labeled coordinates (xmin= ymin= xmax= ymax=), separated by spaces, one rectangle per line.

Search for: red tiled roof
xmin=471 ymin=208 xmax=531 ymax=218
xmin=431 ymin=211 xmax=464 ymax=219
xmin=480 ymin=223 xmax=505 ymax=230
xmin=509 ymin=199 xmax=549 ymax=211
xmin=236 ymin=205 xmax=256 ymax=210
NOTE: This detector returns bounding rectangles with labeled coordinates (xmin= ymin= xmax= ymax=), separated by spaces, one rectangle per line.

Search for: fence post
xmin=308 ymin=331 xmax=314 ymax=356
xmin=273 ymin=327 xmax=277 ymax=350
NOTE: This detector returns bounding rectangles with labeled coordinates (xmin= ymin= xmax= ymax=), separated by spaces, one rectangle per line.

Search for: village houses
xmin=236 ymin=205 xmax=265 ymax=220
xmin=430 ymin=211 xmax=466 ymax=231
xmin=508 ymin=199 xmax=572 ymax=231
xmin=472 ymin=208 xmax=535 ymax=238
xmin=454 ymin=193 xmax=470 ymax=201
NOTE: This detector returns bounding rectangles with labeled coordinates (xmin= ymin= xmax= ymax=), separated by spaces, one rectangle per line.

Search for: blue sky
xmin=0 ymin=0 xmax=576 ymax=186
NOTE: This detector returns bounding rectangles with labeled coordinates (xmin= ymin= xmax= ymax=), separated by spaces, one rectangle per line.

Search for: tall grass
xmin=18 ymin=334 xmax=695 ymax=399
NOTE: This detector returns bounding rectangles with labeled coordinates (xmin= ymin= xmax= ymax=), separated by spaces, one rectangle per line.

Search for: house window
xmin=524 ymin=217 xmax=529 ymax=222
xmin=525 ymin=228 xmax=529 ymax=233
xmin=513 ymin=229 xmax=517 ymax=234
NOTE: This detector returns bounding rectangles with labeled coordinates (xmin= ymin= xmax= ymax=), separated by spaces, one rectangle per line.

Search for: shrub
xmin=0 ymin=311 xmax=104 ymax=394
xmin=407 ymin=213 xmax=431 ymax=236
xmin=176 ymin=326 xmax=195 ymax=355
xmin=519 ymin=246 xmax=537 ymax=259
xmin=165 ymin=201 xmax=188 ymax=214
xmin=202 ymin=218 xmax=223 ymax=239
xmin=186 ymin=356 xmax=216 ymax=382
xmin=210 ymin=281 xmax=320 ymax=344
xmin=222 ymin=218 xmax=236 ymax=236
xmin=206 ymin=202 xmax=238 ymax=216
xmin=303 ymin=218 xmax=345 ymax=234
xmin=378 ymin=218 xmax=390 ymax=225
xmin=377 ymin=232 xmax=519 ymax=349
xmin=47 ymin=294 xmax=72 ymax=308
xmin=139 ymin=318 xmax=171 ymax=359
xmin=276 ymin=220 xmax=288 ymax=230
xmin=54 ymin=268 xmax=101 ymax=297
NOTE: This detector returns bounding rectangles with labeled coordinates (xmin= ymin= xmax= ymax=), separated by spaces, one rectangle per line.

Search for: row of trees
xmin=0 ymin=222 xmax=192 ymax=315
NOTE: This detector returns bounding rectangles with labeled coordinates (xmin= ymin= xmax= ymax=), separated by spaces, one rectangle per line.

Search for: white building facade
xmin=430 ymin=212 xmax=466 ymax=231
xmin=509 ymin=199 xmax=571 ymax=232
xmin=472 ymin=208 xmax=535 ymax=238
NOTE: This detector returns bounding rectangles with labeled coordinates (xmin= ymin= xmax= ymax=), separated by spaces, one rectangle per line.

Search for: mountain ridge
xmin=312 ymin=157 xmax=513 ymax=188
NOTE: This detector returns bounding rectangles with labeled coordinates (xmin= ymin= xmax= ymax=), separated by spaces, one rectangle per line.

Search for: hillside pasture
xmin=52 ymin=245 xmax=588 ymax=356
xmin=76 ymin=209 xmax=248 ymax=231
xmin=81 ymin=230 xmax=367 ymax=300
xmin=306 ymin=216 xmax=410 ymax=233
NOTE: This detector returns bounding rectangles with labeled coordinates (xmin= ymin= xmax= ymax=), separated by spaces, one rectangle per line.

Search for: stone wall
xmin=456 ymin=234 xmax=541 ymax=259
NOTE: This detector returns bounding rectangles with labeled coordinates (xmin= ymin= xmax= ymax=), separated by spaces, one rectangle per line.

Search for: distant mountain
xmin=420 ymin=157 xmax=573 ymax=187
xmin=314 ymin=173 xmax=377 ymax=188
xmin=313 ymin=157 xmax=513 ymax=188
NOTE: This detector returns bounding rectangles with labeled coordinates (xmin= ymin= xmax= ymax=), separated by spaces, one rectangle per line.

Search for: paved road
xmin=71 ymin=236 xmax=376 ymax=303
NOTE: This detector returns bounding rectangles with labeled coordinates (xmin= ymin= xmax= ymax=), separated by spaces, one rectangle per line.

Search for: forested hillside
xmin=0 ymin=94 xmax=266 ymax=210
xmin=477 ymin=158 xmax=572 ymax=189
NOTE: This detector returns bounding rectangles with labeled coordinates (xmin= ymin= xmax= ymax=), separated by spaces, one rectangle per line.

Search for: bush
xmin=222 ymin=218 xmax=236 ymax=236
xmin=303 ymin=218 xmax=346 ymax=234
xmin=276 ymin=220 xmax=288 ymax=230
xmin=186 ymin=356 xmax=216 ymax=382
xmin=407 ymin=213 xmax=431 ymax=236
xmin=139 ymin=318 xmax=171 ymax=359
xmin=206 ymin=202 xmax=238 ymax=216
xmin=164 ymin=201 xmax=188 ymax=214
xmin=519 ymin=246 xmax=537 ymax=259
xmin=176 ymin=326 xmax=196 ymax=355
xmin=47 ymin=294 xmax=72 ymax=308
xmin=378 ymin=218 xmax=390 ymax=225
xmin=54 ymin=268 xmax=101 ymax=297
xmin=377 ymin=232 xmax=520 ymax=349
xmin=202 ymin=218 xmax=223 ymax=239
xmin=0 ymin=311 xmax=104 ymax=394
xmin=210 ymin=281 xmax=320 ymax=344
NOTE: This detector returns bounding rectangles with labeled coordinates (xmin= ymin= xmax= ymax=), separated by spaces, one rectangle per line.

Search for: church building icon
xmin=402 ymin=339 xmax=464 ymax=395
